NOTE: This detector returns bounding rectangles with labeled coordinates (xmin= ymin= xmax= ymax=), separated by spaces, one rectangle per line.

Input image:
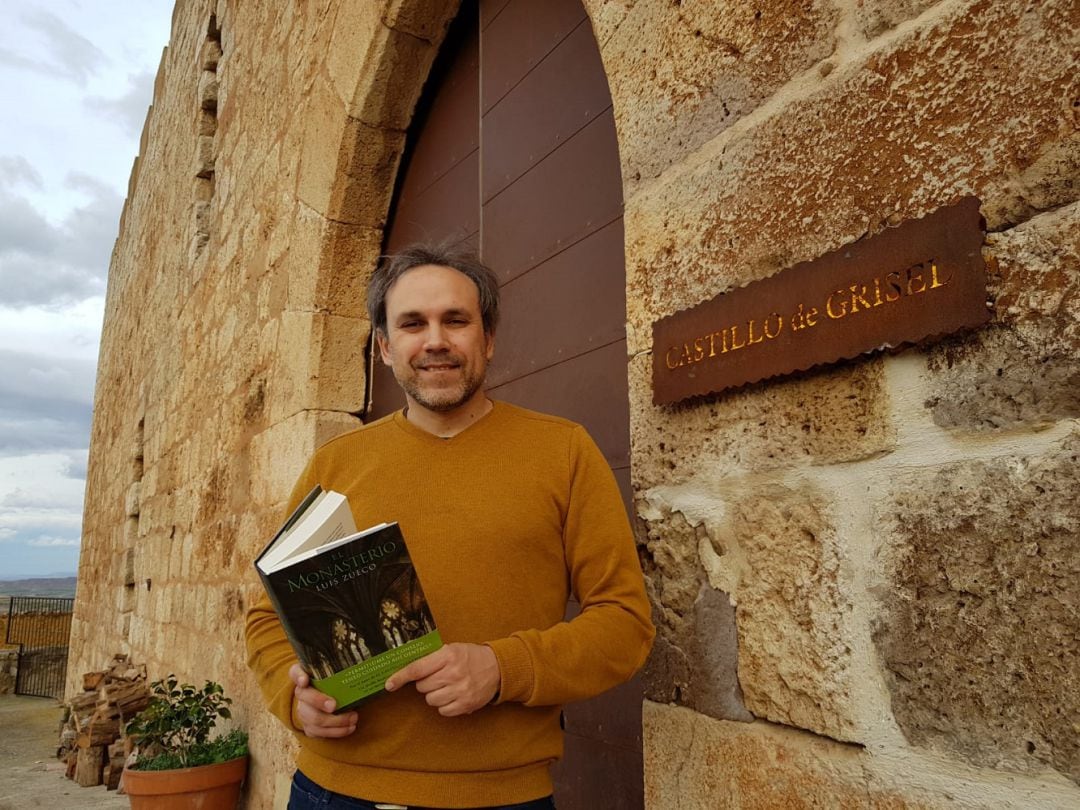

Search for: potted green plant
xmin=123 ymin=675 xmax=249 ymax=810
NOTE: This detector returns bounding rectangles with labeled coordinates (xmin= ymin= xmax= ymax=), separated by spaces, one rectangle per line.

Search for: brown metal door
xmin=371 ymin=2 xmax=642 ymax=807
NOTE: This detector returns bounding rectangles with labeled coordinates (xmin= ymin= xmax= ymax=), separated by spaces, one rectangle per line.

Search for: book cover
xmin=256 ymin=489 xmax=441 ymax=709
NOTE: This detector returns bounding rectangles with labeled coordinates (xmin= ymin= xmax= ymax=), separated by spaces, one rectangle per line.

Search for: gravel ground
xmin=0 ymin=693 xmax=128 ymax=809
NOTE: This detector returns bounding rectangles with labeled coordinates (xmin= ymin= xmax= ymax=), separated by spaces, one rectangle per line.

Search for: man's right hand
xmin=290 ymin=663 xmax=358 ymax=738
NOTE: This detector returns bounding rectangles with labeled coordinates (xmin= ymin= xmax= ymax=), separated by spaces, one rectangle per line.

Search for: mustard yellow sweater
xmin=245 ymin=401 xmax=654 ymax=808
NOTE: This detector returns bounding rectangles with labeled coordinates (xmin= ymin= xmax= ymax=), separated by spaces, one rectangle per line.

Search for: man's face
xmin=377 ymin=264 xmax=495 ymax=416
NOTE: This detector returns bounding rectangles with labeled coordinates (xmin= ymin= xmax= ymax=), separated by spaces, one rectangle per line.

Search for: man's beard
xmin=397 ymin=360 xmax=487 ymax=413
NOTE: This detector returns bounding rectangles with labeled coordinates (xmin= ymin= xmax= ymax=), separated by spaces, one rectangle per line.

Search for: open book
xmin=255 ymin=486 xmax=441 ymax=710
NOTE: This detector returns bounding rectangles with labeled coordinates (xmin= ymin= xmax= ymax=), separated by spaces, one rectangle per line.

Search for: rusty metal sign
xmin=652 ymin=196 xmax=991 ymax=404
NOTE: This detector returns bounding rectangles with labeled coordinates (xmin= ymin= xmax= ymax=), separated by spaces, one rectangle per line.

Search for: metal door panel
xmin=482 ymin=109 xmax=623 ymax=283
xmin=385 ymin=150 xmax=480 ymax=252
xmin=397 ymin=21 xmax=479 ymax=206
xmin=481 ymin=0 xmax=587 ymax=114
xmin=555 ymin=733 xmax=644 ymax=810
xmin=487 ymin=219 xmax=625 ymax=388
xmin=482 ymin=20 xmax=611 ymax=201
xmin=480 ymin=0 xmax=512 ymax=30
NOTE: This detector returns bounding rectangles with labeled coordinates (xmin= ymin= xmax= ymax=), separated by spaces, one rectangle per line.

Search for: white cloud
xmin=0 ymin=0 xmax=173 ymax=577
xmin=87 ymin=70 xmax=155 ymax=137
xmin=28 ymin=536 xmax=80 ymax=547
xmin=0 ymin=156 xmax=43 ymax=189
xmin=0 ymin=172 xmax=120 ymax=308
xmin=3 ymin=484 xmax=84 ymax=511
xmin=0 ymin=9 xmax=106 ymax=86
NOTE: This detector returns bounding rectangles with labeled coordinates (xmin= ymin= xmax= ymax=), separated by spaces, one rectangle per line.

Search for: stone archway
xmin=298 ymin=0 xmax=463 ymax=414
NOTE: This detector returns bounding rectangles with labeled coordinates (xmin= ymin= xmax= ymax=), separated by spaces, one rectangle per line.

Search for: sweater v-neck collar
xmin=392 ymin=399 xmax=503 ymax=445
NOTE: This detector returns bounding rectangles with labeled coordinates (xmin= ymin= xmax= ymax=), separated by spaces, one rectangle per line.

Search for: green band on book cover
xmin=315 ymin=630 xmax=443 ymax=707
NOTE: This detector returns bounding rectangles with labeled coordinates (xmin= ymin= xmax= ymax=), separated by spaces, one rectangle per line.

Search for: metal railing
xmin=5 ymin=596 xmax=75 ymax=699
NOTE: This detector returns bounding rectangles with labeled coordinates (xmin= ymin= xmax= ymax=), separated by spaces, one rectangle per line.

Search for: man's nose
xmin=422 ymin=323 xmax=450 ymax=350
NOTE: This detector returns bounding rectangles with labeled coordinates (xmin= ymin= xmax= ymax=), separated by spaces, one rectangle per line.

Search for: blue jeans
xmin=288 ymin=769 xmax=556 ymax=810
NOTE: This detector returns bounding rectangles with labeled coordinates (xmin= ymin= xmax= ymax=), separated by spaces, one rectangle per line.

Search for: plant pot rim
xmin=123 ymin=753 xmax=249 ymax=795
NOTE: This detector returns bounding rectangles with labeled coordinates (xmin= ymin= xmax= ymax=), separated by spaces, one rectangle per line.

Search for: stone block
xmin=726 ymin=482 xmax=857 ymax=742
xmin=644 ymin=703 xmax=936 ymax=809
xmin=853 ymin=0 xmax=942 ymax=40
xmin=325 ymin=5 xmax=438 ymax=132
xmin=197 ymin=69 xmax=218 ymax=112
xmin=247 ymin=409 xmax=359 ymax=510
xmin=330 ymin=119 xmax=407 ymax=227
xmin=195 ymin=135 xmax=215 ymax=178
xmin=623 ymin=0 xmax=1078 ymax=339
xmin=124 ymin=482 xmax=141 ymax=518
xmin=283 ymin=203 xmax=331 ymax=310
xmin=874 ymin=434 xmax=1080 ymax=782
xmin=314 ymin=222 xmax=385 ymax=318
xmin=926 ymin=202 xmax=1080 ymax=431
xmin=644 ymin=580 xmax=754 ymax=722
xmin=603 ymin=0 xmax=839 ymax=193
xmin=269 ymin=310 xmax=368 ymax=420
xmin=383 ymin=0 xmax=458 ymax=42
xmin=296 ymin=77 xmax=407 ymax=226
xmin=640 ymin=503 xmax=707 ymax=626
xmin=582 ymin=0 xmax=633 ymax=48
xmin=639 ymin=473 xmax=858 ymax=741
xmin=199 ymin=37 xmax=222 ymax=72
xmin=628 ymin=352 xmax=893 ymax=490
xmin=314 ymin=313 xmax=369 ymax=413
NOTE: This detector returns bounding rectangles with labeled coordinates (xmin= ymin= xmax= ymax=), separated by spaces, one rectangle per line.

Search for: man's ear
xmin=484 ymin=329 xmax=495 ymax=360
xmin=376 ymin=329 xmax=392 ymax=365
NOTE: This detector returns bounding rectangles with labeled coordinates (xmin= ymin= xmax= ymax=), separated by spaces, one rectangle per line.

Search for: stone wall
xmin=70 ymin=1 xmax=457 ymax=807
xmin=72 ymin=0 xmax=1079 ymax=807
xmin=610 ymin=0 xmax=1080 ymax=806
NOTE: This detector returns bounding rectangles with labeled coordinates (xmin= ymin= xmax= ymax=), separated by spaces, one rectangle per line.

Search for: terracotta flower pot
xmin=123 ymin=755 xmax=248 ymax=810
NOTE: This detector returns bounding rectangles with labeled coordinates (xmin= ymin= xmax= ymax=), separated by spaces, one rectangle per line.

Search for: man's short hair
xmin=367 ymin=243 xmax=501 ymax=337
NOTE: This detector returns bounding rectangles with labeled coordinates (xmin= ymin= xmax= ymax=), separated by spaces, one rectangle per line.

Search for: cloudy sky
xmin=0 ymin=1 xmax=173 ymax=578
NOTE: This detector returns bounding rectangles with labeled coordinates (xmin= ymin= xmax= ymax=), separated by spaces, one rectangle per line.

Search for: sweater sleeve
xmin=487 ymin=426 xmax=655 ymax=706
xmin=244 ymin=457 xmax=321 ymax=734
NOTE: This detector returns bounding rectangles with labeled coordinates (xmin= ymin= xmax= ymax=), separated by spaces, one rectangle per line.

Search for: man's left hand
xmin=386 ymin=642 xmax=500 ymax=716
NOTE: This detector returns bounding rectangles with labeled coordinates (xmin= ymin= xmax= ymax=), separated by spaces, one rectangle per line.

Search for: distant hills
xmin=0 ymin=577 xmax=77 ymax=603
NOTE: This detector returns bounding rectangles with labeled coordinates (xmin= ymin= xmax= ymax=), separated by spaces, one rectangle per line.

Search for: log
xmin=82 ymin=671 xmax=106 ymax=691
xmin=103 ymin=743 xmax=125 ymax=790
xmin=69 ymin=691 xmax=98 ymax=714
xmin=77 ymin=714 xmax=120 ymax=748
xmin=64 ymin=751 xmax=77 ymax=780
xmin=101 ymin=679 xmax=149 ymax=715
xmin=74 ymin=745 xmax=105 ymax=787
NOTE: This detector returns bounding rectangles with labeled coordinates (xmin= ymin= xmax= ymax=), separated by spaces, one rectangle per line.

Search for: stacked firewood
xmin=58 ymin=653 xmax=149 ymax=790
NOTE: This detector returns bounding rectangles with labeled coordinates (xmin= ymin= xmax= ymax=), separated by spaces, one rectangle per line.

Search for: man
xmin=245 ymin=244 xmax=654 ymax=809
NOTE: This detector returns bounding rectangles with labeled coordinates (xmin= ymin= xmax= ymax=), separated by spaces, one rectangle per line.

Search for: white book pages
xmin=258 ymin=491 xmax=357 ymax=573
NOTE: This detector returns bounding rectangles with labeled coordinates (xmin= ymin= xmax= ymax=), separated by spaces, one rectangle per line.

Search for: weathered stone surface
xmin=644 ymin=703 xmax=937 ymax=809
xmin=383 ymin=0 xmax=458 ymax=42
xmin=874 ymin=435 xmax=1080 ymax=782
xmin=926 ymin=202 xmax=1080 ymax=430
xmin=296 ymin=77 xmax=408 ymax=225
xmin=640 ymin=475 xmax=858 ymax=741
xmin=343 ymin=19 xmax=440 ymax=130
xmin=582 ymin=0 xmax=633 ymax=48
xmin=853 ymin=0 xmax=942 ymax=40
xmin=642 ymin=574 xmax=752 ymax=721
xmin=725 ymin=482 xmax=857 ymax=742
xmin=684 ymin=585 xmax=753 ymax=721
xmin=603 ymin=0 xmax=839 ymax=193
xmin=624 ymin=0 xmax=1078 ymax=345
xmin=628 ymin=351 xmax=893 ymax=490
xmin=640 ymin=504 xmax=707 ymax=626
